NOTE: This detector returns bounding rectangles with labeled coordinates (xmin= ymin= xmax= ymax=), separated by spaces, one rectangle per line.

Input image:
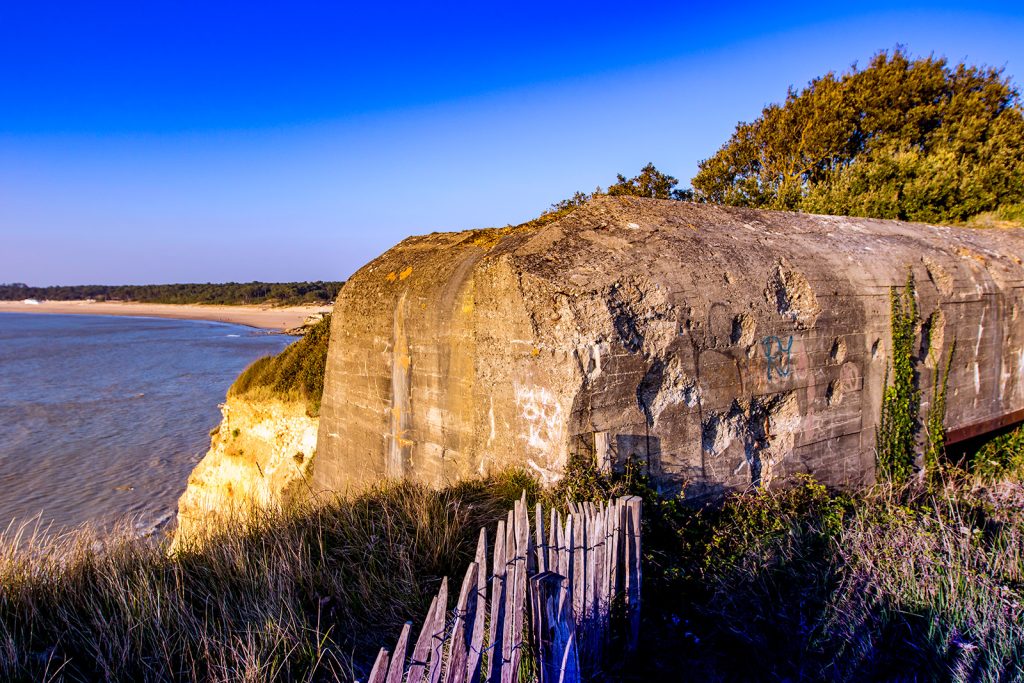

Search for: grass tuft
xmin=229 ymin=315 xmax=331 ymax=416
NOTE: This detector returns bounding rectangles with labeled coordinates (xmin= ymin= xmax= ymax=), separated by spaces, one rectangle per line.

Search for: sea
xmin=0 ymin=313 xmax=292 ymax=540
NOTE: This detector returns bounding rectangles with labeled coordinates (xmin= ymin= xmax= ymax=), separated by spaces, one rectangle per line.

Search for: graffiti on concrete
xmin=763 ymin=335 xmax=794 ymax=382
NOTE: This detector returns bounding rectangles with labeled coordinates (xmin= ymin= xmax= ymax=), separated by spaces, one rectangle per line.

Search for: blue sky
xmin=2 ymin=1 xmax=1023 ymax=285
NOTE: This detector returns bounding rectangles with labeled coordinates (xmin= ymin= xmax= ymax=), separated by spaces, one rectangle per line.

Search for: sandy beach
xmin=0 ymin=300 xmax=333 ymax=332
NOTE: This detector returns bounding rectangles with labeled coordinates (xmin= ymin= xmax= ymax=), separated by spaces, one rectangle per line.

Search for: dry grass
xmin=0 ymin=472 xmax=537 ymax=682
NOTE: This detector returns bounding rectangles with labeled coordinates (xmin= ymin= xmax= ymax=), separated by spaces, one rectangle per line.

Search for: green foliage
xmin=924 ymin=338 xmax=956 ymax=489
xmin=547 ymin=190 xmax=593 ymax=214
xmin=876 ymin=272 xmax=920 ymax=484
xmin=966 ymin=202 xmax=1024 ymax=229
xmin=529 ymin=163 xmax=690 ymax=229
xmin=969 ymin=423 xmax=1024 ymax=481
xmin=229 ymin=315 xmax=332 ymax=415
xmin=0 ymin=281 xmax=344 ymax=305
xmin=606 ymin=163 xmax=692 ymax=201
xmin=691 ymin=48 xmax=1024 ymax=223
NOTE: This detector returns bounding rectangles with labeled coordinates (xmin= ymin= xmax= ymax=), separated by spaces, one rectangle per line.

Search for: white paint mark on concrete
xmin=514 ymin=384 xmax=565 ymax=454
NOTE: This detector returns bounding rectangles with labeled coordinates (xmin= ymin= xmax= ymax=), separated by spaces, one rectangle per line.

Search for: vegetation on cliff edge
xmin=691 ymin=48 xmax=1024 ymax=224
xmin=539 ymin=49 xmax=1024 ymax=230
xmin=229 ymin=314 xmax=332 ymax=416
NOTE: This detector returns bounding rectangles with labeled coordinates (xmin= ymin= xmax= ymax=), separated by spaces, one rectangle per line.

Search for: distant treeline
xmin=0 ymin=281 xmax=344 ymax=306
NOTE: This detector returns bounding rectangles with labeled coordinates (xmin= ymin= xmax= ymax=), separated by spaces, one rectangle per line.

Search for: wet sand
xmin=0 ymin=300 xmax=333 ymax=332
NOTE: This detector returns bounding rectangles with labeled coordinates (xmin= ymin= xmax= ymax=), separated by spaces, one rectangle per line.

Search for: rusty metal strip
xmin=946 ymin=408 xmax=1024 ymax=445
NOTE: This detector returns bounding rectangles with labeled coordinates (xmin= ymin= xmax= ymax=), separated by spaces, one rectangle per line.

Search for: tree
xmin=607 ymin=163 xmax=692 ymax=200
xmin=691 ymin=49 xmax=1024 ymax=223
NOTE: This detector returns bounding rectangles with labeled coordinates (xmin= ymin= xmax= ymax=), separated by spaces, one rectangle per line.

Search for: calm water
xmin=0 ymin=313 xmax=291 ymax=537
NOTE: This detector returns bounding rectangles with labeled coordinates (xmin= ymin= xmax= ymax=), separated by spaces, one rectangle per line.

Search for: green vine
xmin=876 ymin=271 xmax=920 ymax=485
xmin=924 ymin=338 xmax=956 ymax=490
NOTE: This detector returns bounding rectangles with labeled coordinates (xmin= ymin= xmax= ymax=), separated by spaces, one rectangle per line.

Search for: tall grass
xmin=0 ymin=473 xmax=536 ymax=682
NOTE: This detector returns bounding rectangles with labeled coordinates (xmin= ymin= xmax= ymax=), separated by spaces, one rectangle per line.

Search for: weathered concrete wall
xmin=314 ymin=196 xmax=1024 ymax=497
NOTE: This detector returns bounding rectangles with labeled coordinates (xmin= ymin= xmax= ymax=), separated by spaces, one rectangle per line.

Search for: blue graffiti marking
xmin=763 ymin=335 xmax=794 ymax=382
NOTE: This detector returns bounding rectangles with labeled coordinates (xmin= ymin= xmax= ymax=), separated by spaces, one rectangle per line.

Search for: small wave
xmin=225 ymin=334 xmax=240 ymax=338
xmin=135 ymin=511 xmax=175 ymax=539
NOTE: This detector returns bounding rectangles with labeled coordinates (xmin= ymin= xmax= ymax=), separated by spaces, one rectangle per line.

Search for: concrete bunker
xmin=313 ymin=196 xmax=1024 ymax=497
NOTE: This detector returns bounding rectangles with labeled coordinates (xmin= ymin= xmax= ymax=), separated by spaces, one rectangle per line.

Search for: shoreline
xmin=0 ymin=300 xmax=333 ymax=332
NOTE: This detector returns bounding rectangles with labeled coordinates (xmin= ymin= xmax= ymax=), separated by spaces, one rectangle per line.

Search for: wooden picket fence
xmin=360 ymin=493 xmax=642 ymax=683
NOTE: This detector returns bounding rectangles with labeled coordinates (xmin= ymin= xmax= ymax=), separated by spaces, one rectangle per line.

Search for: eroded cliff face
xmin=173 ymin=397 xmax=317 ymax=547
xmin=313 ymin=196 xmax=1024 ymax=498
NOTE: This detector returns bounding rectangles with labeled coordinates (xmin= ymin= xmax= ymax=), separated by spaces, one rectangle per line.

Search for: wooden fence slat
xmin=624 ymin=496 xmax=642 ymax=653
xmin=585 ymin=510 xmax=597 ymax=622
xmin=611 ymin=500 xmax=625 ymax=607
xmin=506 ymin=498 xmax=530 ymax=681
xmin=572 ymin=511 xmax=585 ymax=622
xmin=557 ymin=578 xmax=581 ymax=683
xmin=427 ymin=577 xmax=449 ymax=683
xmin=385 ymin=622 xmax=412 ymax=683
xmin=603 ymin=504 xmax=613 ymax=613
xmin=524 ymin=498 xmax=536 ymax=577
xmin=591 ymin=510 xmax=604 ymax=622
xmin=557 ymin=632 xmax=581 ymax=683
xmin=467 ymin=529 xmax=488 ymax=683
xmin=368 ymin=648 xmax=390 ymax=683
xmin=487 ymin=520 xmax=507 ymax=683
xmin=560 ymin=515 xmax=572 ymax=585
xmin=548 ymin=508 xmax=559 ymax=572
xmin=500 ymin=508 xmax=523 ymax=683
xmin=444 ymin=562 xmax=478 ymax=683
xmin=535 ymin=502 xmax=547 ymax=574
xmin=407 ymin=594 xmax=439 ymax=683
xmin=506 ymin=509 xmax=515 ymax=557
xmin=500 ymin=508 xmax=519 ymax=682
